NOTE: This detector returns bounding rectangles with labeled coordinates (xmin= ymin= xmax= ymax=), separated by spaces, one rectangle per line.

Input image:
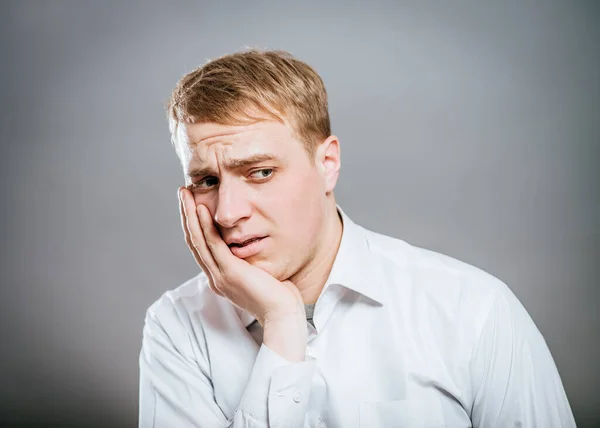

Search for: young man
xmin=139 ymin=50 xmax=576 ymax=427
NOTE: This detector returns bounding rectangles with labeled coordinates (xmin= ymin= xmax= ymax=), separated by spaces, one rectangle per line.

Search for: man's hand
xmin=178 ymin=187 xmax=307 ymax=361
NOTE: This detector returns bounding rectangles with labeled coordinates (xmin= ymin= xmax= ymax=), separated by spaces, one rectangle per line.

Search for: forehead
xmin=175 ymin=120 xmax=296 ymax=165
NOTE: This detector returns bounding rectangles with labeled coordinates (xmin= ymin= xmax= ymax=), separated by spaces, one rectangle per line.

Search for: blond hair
xmin=167 ymin=49 xmax=331 ymax=158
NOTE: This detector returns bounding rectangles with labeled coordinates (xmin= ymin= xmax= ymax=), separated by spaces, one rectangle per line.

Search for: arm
xmin=469 ymin=291 xmax=576 ymax=427
xmin=139 ymin=188 xmax=314 ymax=427
xmin=139 ymin=307 xmax=316 ymax=428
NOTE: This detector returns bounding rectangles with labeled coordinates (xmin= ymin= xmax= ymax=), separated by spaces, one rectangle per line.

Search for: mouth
xmin=228 ymin=236 xmax=266 ymax=248
xmin=227 ymin=236 xmax=268 ymax=259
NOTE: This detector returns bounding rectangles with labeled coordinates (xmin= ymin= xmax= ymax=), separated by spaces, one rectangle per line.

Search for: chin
xmin=247 ymin=257 xmax=287 ymax=281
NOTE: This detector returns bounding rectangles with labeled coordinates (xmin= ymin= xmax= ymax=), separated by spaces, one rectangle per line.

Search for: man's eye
xmin=249 ymin=169 xmax=274 ymax=180
xmin=192 ymin=177 xmax=219 ymax=189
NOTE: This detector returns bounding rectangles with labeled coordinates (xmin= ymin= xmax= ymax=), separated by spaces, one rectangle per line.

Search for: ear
xmin=314 ymin=135 xmax=341 ymax=194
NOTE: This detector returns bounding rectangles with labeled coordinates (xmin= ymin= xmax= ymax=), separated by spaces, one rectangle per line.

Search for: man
xmin=139 ymin=50 xmax=576 ymax=427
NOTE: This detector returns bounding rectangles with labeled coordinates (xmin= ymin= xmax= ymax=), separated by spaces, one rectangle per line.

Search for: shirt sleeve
xmin=139 ymin=307 xmax=316 ymax=428
xmin=469 ymin=290 xmax=577 ymax=427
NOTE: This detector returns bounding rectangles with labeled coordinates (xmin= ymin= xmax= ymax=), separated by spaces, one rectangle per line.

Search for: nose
xmin=213 ymin=178 xmax=252 ymax=228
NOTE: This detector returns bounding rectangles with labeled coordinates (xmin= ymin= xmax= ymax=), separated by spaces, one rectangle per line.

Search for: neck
xmin=290 ymin=201 xmax=343 ymax=304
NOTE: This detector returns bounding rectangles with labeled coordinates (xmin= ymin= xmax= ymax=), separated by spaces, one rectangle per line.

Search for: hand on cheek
xmin=177 ymin=186 xmax=307 ymax=361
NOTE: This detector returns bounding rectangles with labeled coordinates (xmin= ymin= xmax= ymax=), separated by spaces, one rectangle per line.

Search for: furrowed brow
xmin=187 ymin=154 xmax=278 ymax=178
xmin=187 ymin=166 xmax=214 ymax=178
xmin=224 ymin=153 xmax=278 ymax=169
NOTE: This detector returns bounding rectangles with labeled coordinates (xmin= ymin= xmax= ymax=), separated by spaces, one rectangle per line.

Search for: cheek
xmin=192 ymin=191 xmax=217 ymax=214
xmin=274 ymin=172 xmax=324 ymax=234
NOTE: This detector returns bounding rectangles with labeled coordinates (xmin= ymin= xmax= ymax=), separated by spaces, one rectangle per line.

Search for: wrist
xmin=262 ymin=311 xmax=307 ymax=362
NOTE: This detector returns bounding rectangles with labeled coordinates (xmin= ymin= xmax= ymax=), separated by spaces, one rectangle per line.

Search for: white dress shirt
xmin=139 ymin=206 xmax=576 ymax=427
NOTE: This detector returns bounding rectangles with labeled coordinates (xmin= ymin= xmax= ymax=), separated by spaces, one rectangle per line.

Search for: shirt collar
xmin=236 ymin=204 xmax=385 ymax=328
xmin=327 ymin=204 xmax=385 ymax=306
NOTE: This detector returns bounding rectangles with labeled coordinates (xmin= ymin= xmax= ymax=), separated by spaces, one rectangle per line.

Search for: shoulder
xmin=141 ymin=272 xmax=234 ymax=360
xmin=145 ymin=272 xmax=213 ymax=322
xmin=142 ymin=272 xmax=230 ymax=344
xmin=364 ymin=226 xmax=505 ymax=289
xmin=362 ymin=226 xmax=517 ymax=328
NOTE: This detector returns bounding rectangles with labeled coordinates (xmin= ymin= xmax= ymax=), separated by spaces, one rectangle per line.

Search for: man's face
xmin=174 ymin=119 xmax=334 ymax=281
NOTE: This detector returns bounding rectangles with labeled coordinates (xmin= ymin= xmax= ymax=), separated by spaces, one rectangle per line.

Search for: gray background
xmin=0 ymin=1 xmax=598 ymax=427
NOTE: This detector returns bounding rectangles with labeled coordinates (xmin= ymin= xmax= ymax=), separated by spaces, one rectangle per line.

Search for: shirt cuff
xmin=238 ymin=343 xmax=316 ymax=426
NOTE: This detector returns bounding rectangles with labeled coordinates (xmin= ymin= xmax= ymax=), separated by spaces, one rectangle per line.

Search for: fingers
xmin=178 ymin=187 xmax=201 ymax=263
xmin=180 ymin=187 xmax=217 ymax=269
xmin=178 ymin=187 xmax=224 ymax=297
xmin=196 ymin=204 xmax=235 ymax=270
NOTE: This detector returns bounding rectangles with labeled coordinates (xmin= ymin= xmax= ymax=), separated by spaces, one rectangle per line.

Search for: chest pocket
xmin=359 ymin=399 xmax=446 ymax=428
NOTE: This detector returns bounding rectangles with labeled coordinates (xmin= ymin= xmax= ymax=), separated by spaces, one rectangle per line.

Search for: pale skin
xmin=175 ymin=118 xmax=342 ymax=362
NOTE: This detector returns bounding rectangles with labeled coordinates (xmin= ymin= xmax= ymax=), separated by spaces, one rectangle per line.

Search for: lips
xmin=228 ymin=236 xmax=268 ymax=259
xmin=227 ymin=236 xmax=266 ymax=247
xmin=229 ymin=237 xmax=263 ymax=247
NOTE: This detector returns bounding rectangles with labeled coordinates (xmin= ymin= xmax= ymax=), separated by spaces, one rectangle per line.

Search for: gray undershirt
xmin=304 ymin=303 xmax=316 ymax=328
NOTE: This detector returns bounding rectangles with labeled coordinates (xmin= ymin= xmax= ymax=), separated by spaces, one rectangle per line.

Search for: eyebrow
xmin=187 ymin=153 xmax=279 ymax=178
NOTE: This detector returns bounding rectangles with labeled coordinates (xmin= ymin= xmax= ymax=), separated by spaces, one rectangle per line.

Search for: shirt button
xmin=292 ymin=390 xmax=302 ymax=403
